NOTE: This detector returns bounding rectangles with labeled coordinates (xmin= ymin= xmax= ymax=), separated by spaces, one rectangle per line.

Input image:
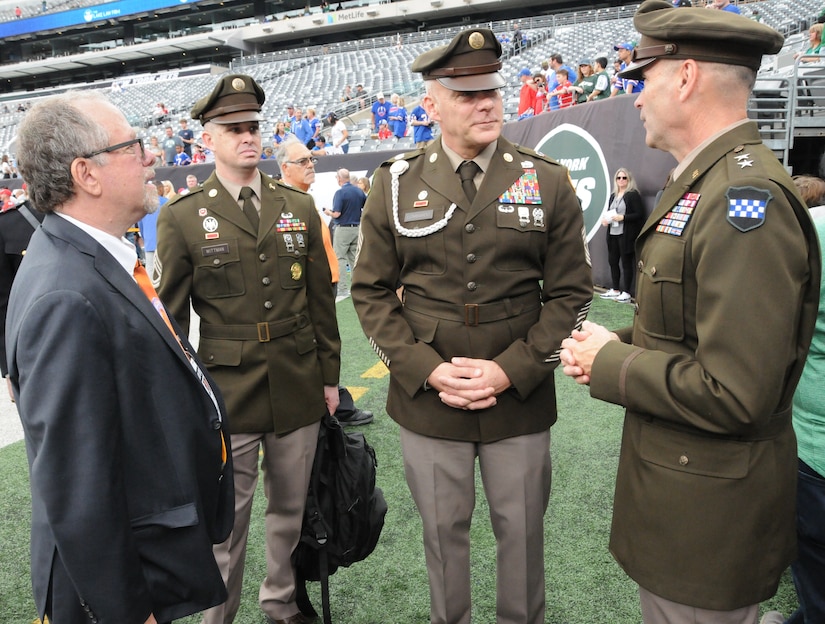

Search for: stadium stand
xmin=0 ymin=0 xmax=823 ymax=172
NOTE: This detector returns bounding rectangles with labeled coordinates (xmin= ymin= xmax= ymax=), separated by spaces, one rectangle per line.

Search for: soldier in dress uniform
xmin=154 ymin=74 xmax=341 ymax=624
xmin=0 ymin=199 xmax=43 ymax=401
xmin=560 ymin=2 xmax=822 ymax=623
xmin=351 ymin=29 xmax=592 ymax=624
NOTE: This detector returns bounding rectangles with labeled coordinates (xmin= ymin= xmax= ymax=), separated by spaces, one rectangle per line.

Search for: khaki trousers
xmin=202 ymin=423 xmax=319 ymax=623
xmin=639 ymin=586 xmax=759 ymax=624
xmin=400 ymin=426 xmax=552 ymax=624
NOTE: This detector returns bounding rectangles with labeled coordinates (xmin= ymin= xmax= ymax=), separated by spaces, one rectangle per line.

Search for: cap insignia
xmin=468 ymin=32 xmax=485 ymax=49
xmin=231 ymin=78 xmax=246 ymax=91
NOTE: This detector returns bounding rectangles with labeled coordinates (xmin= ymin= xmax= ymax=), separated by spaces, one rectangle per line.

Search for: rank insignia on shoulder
xmin=655 ymin=192 xmax=700 ymax=237
xmin=726 ymin=186 xmax=770 ymax=233
xmin=499 ymin=169 xmax=541 ymax=205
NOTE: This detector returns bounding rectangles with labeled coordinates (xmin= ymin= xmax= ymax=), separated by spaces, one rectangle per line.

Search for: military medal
xmin=656 ymin=192 xmax=700 ymax=236
xmin=499 ymin=169 xmax=541 ymax=205
xmin=290 ymin=262 xmax=302 ymax=280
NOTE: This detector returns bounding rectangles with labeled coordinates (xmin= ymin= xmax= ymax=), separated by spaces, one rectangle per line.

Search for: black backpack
xmin=293 ymin=413 xmax=388 ymax=624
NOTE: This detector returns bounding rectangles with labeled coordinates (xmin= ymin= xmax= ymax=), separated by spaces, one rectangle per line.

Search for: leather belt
xmin=403 ymin=290 xmax=542 ymax=327
xmin=337 ymin=223 xmax=360 ymax=227
xmin=199 ymin=315 xmax=308 ymax=343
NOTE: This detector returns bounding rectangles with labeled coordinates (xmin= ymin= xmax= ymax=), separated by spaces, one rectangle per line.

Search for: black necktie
xmin=239 ymin=186 xmax=259 ymax=231
xmin=458 ymin=160 xmax=481 ymax=204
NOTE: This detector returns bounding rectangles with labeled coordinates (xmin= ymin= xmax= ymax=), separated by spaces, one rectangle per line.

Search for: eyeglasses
xmin=82 ymin=137 xmax=145 ymax=161
xmin=616 ymin=175 xmax=628 ymax=180
xmin=286 ymin=157 xmax=318 ymax=168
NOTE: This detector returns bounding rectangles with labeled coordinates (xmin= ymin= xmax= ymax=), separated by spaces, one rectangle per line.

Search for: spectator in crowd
xmin=712 ymin=0 xmax=740 ymax=12
xmin=533 ymin=73 xmax=548 ymax=113
xmin=260 ymin=146 xmax=274 ymax=160
xmin=284 ymin=104 xmax=296 ymax=130
xmin=10 ymin=89 xmax=232 ymax=624
xmin=352 ymin=28 xmax=591 ymax=624
xmin=139 ymin=181 xmax=166 ymax=275
xmin=173 ymin=144 xmax=191 ymax=166
xmin=795 ymin=23 xmax=824 ymax=61
xmin=587 ymin=57 xmax=612 ymax=101
xmin=1 ymin=154 xmax=18 ymax=179
xmin=547 ymin=68 xmax=575 ymax=109
xmin=156 ymin=74 xmax=341 ymax=624
xmin=178 ymin=118 xmax=195 ymax=157
xmin=599 ymin=168 xmax=644 ymax=302
xmin=273 ymin=121 xmax=290 ymax=144
xmin=14 ymin=5 xmax=21 ymax=18
xmin=512 ymin=22 xmax=524 ymax=55
xmin=192 ymin=143 xmax=208 ymax=163
xmin=561 ymin=2 xmax=819 ymax=623
xmin=371 ymin=93 xmax=389 ymax=132
xmin=311 ymin=135 xmax=329 ymax=155
xmin=327 ymin=168 xmax=365 ymax=299
xmin=546 ymin=53 xmax=578 ymax=110
xmin=354 ymin=176 xmax=370 ymax=194
xmin=410 ymin=100 xmax=435 ymax=148
xmin=354 ymin=84 xmax=367 ymax=109
xmin=161 ymin=125 xmax=182 ymax=166
xmin=327 ymin=111 xmax=349 ymax=153
xmin=389 ymin=96 xmax=408 ymax=138
xmin=517 ymin=68 xmax=537 ymax=119
xmin=611 ymin=59 xmax=625 ymax=95
xmin=377 ymin=119 xmax=392 ymax=140
xmin=341 ymin=84 xmax=353 ymax=103
xmin=181 ymin=174 xmax=199 ymax=195
xmin=146 ymin=135 xmax=163 ymax=165
xmin=292 ymin=107 xmax=313 ymax=147
xmin=612 ymin=43 xmax=644 ymax=96
xmin=571 ymin=59 xmax=597 ymax=104
xmin=762 ymin=175 xmax=825 ymax=624
xmin=153 ymin=102 xmax=169 ymax=125
xmin=306 ymin=107 xmax=322 ymax=142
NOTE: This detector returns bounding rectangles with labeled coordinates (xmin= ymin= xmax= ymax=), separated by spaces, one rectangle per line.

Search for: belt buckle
xmin=464 ymin=303 xmax=479 ymax=327
xmin=257 ymin=322 xmax=271 ymax=342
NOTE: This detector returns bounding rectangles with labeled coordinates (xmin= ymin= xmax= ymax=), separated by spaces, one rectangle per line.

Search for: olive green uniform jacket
xmin=156 ymin=171 xmax=340 ymax=435
xmin=591 ymin=122 xmax=821 ymax=610
xmin=352 ymin=137 xmax=592 ymax=442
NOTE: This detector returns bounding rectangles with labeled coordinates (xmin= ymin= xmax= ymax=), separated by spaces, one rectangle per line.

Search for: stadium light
xmin=430 ymin=0 xmax=442 ymax=6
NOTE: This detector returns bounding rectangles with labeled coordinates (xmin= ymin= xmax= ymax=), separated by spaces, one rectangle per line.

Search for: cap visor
xmin=617 ymin=58 xmax=655 ymax=82
xmin=208 ymin=110 xmax=266 ymax=124
xmin=436 ymin=72 xmax=506 ymax=91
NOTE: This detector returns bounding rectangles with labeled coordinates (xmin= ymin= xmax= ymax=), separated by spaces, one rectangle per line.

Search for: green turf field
xmin=0 ymin=296 xmax=799 ymax=623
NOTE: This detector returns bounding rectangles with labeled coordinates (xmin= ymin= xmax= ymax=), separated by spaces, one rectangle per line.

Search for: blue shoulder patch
xmin=726 ymin=186 xmax=771 ymax=233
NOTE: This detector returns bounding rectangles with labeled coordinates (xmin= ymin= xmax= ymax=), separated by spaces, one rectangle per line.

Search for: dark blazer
xmin=0 ymin=202 xmax=43 ymax=376
xmin=606 ymin=189 xmax=644 ymax=255
xmin=590 ymin=122 xmax=821 ymax=609
xmin=7 ymin=214 xmax=234 ymax=624
xmin=352 ymin=137 xmax=592 ymax=443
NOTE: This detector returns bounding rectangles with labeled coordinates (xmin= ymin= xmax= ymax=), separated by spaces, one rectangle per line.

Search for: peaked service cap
xmin=618 ymin=0 xmax=784 ymax=81
xmin=411 ymin=28 xmax=506 ymax=91
xmin=191 ymin=74 xmax=266 ymax=125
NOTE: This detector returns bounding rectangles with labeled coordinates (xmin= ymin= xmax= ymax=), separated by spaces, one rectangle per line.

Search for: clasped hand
xmin=560 ymin=320 xmax=619 ymax=385
xmin=427 ymin=357 xmax=511 ymax=411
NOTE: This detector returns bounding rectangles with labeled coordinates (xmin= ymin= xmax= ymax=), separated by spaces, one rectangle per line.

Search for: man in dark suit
xmin=561 ymin=2 xmax=821 ymax=622
xmin=351 ymin=29 xmax=592 ymax=624
xmin=0 ymin=198 xmax=43 ymax=401
xmin=7 ymin=91 xmax=233 ymax=624
xmin=155 ymin=75 xmax=341 ymax=624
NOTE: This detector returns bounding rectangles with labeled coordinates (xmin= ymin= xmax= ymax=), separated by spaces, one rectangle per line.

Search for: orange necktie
xmin=133 ymin=260 xmax=227 ymax=468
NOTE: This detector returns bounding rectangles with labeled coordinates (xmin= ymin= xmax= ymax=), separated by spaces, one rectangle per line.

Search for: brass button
xmin=262 ymin=277 xmax=271 ymax=286
xmin=259 ymin=253 xmax=267 ymax=261
xmin=264 ymin=301 xmax=273 ymax=309
xmin=650 ymin=266 xmax=657 ymax=276
xmin=466 ymin=253 xmax=477 ymax=263
xmin=213 ymin=258 xmax=220 ymax=265
xmin=679 ymin=455 xmax=689 ymax=466
xmin=465 ymin=223 xmax=476 ymax=233
xmin=467 ymin=281 xmax=478 ymax=291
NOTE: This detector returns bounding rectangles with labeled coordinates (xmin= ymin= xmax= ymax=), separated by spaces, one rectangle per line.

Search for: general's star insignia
xmin=735 ymin=154 xmax=753 ymax=168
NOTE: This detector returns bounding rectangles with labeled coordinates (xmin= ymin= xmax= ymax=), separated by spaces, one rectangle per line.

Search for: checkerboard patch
xmin=726 ymin=186 xmax=771 ymax=232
